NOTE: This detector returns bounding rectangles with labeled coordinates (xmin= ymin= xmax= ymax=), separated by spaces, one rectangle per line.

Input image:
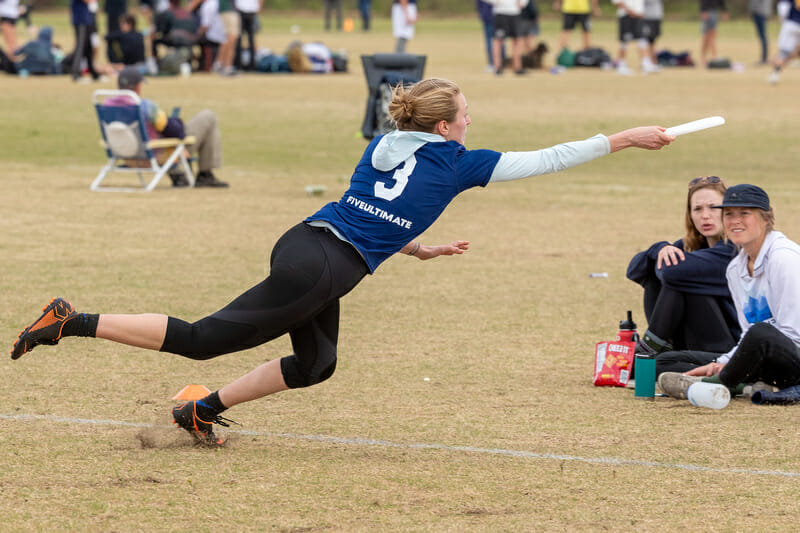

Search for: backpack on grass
xmin=574 ymin=47 xmax=611 ymax=68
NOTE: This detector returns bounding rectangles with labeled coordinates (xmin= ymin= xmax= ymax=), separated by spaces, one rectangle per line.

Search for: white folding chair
xmin=91 ymin=89 xmax=196 ymax=192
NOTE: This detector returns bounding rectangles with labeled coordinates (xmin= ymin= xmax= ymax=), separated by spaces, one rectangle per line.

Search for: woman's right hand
xmin=607 ymin=126 xmax=674 ymax=152
xmin=686 ymin=362 xmax=724 ymax=377
xmin=656 ymin=244 xmax=685 ymax=269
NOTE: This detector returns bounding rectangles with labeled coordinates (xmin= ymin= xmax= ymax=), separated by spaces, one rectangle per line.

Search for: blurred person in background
xmin=196 ymin=0 xmax=225 ymax=72
xmin=640 ymin=0 xmax=663 ymax=73
xmin=0 ymin=0 xmax=20 ymax=70
xmin=14 ymin=24 xmax=58 ymax=74
xmin=767 ymin=0 xmax=799 ymax=84
xmin=613 ymin=0 xmax=645 ymax=75
xmin=490 ymin=0 xmax=527 ymax=75
xmin=476 ymin=0 xmax=498 ymax=72
xmin=234 ymin=0 xmax=259 ymax=70
xmin=105 ymin=12 xmax=145 ymax=69
xmin=519 ymin=0 xmax=541 ymax=61
xmin=152 ymin=0 xmax=197 ymax=61
xmin=552 ymin=0 xmax=600 ymax=52
xmin=749 ymin=0 xmax=771 ymax=65
xmin=138 ymin=0 xmax=169 ymax=73
xmin=70 ymin=0 xmax=102 ymax=81
xmin=358 ymin=0 xmax=371 ymax=31
xmin=214 ymin=0 xmax=239 ymax=75
xmin=393 ymin=0 xmax=416 ymax=52
xmin=104 ymin=0 xmax=127 ymax=34
xmin=323 ymin=0 xmax=341 ymax=31
xmin=699 ymin=0 xmax=728 ymax=67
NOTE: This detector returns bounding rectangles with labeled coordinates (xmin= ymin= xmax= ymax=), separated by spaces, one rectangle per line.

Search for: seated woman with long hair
xmin=627 ymin=176 xmax=739 ymax=374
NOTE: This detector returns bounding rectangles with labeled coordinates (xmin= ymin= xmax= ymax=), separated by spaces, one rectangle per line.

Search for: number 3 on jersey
xmin=374 ymin=155 xmax=416 ymax=201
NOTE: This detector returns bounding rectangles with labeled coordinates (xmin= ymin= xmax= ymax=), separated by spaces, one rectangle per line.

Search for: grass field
xmin=2 ymin=11 xmax=800 ymax=532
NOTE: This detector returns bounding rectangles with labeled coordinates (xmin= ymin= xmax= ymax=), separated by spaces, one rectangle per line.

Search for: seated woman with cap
xmin=657 ymin=184 xmax=800 ymax=398
xmin=627 ymin=176 xmax=739 ymax=370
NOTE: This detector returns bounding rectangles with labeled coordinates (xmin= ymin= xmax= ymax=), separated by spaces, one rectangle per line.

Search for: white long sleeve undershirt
xmin=488 ymin=134 xmax=611 ymax=183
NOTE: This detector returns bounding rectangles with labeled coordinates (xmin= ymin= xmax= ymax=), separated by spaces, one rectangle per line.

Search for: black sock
xmin=62 ymin=313 xmax=99 ymax=338
xmin=196 ymin=390 xmax=227 ymax=418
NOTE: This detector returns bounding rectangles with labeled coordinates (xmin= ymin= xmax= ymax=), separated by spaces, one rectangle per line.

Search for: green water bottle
xmin=634 ymin=353 xmax=656 ymax=400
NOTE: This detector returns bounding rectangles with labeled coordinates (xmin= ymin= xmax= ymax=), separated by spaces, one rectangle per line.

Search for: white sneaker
xmin=657 ymin=372 xmax=702 ymax=400
xmin=642 ymin=62 xmax=661 ymax=74
xmin=617 ymin=64 xmax=634 ymax=76
xmin=741 ymin=381 xmax=779 ymax=399
xmin=146 ymin=57 xmax=159 ymax=75
xmin=767 ymin=71 xmax=780 ymax=84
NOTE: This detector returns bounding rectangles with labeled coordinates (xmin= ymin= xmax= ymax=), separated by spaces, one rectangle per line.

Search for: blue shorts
xmin=701 ymin=10 xmax=719 ymax=33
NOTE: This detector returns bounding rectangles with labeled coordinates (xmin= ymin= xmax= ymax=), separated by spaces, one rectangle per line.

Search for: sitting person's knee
xmin=744 ymin=321 xmax=776 ymax=339
xmin=657 ymin=264 xmax=685 ymax=286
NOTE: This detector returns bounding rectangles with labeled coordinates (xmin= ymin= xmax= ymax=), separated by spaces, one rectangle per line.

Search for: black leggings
xmin=643 ymin=276 xmax=736 ymax=353
xmin=720 ymin=322 xmax=800 ymax=389
xmin=656 ymin=349 xmax=718 ymax=376
xmin=160 ymin=223 xmax=369 ymax=388
xmin=234 ymin=11 xmax=257 ymax=70
xmin=71 ymin=24 xmax=99 ymax=80
xmin=657 ymin=323 xmax=800 ymax=389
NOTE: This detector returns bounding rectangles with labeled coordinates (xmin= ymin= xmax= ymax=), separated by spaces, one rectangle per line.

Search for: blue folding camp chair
xmin=91 ymin=89 xmax=196 ymax=192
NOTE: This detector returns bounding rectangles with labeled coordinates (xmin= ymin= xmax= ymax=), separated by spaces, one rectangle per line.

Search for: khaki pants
xmin=186 ymin=110 xmax=222 ymax=172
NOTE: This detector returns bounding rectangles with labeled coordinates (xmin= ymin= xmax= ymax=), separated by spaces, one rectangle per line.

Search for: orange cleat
xmin=171 ymin=401 xmax=236 ymax=447
xmin=11 ymin=298 xmax=76 ymax=360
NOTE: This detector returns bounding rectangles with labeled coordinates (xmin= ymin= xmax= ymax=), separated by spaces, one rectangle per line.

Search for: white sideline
xmin=2 ymin=412 xmax=799 ymax=479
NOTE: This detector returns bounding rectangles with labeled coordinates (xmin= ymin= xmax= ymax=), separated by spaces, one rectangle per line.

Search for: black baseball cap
xmin=117 ymin=66 xmax=145 ymax=90
xmin=712 ymin=184 xmax=770 ymax=211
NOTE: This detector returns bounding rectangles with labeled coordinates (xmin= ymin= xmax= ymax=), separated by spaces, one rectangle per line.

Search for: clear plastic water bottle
xmin=687 ymin=382 xmax=731 ymax=409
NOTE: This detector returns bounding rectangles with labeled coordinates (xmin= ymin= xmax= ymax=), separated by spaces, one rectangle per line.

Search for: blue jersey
xmin=307 ymin=135 xmax=501 ymax=272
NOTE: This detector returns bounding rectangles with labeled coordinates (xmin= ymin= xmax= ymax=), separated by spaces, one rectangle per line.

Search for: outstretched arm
xmin=400 ymin=240 xmax=470 ymax=260
xmin=489 ymin=126 xmax=674 ymax=183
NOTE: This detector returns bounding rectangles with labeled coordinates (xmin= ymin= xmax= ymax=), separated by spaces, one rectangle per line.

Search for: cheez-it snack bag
xmin=593 ymin=340 xmax=635 ymax=387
